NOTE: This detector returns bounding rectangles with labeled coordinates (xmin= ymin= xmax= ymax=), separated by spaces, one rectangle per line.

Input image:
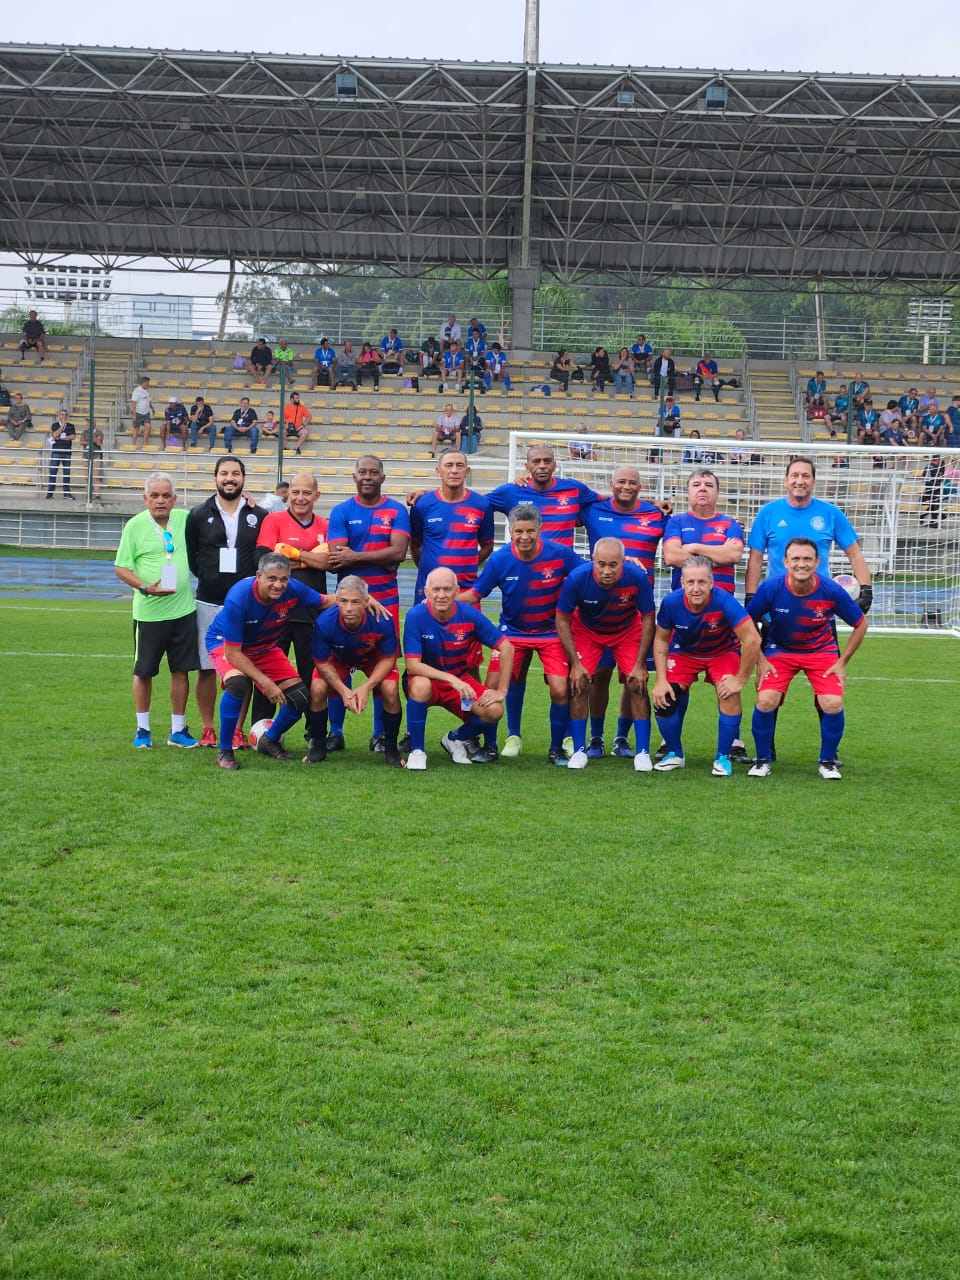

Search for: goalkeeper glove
xmin=858 ymin=583 xmax=873 ymax=613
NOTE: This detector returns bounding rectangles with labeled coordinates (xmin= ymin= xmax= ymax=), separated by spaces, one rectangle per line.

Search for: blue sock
xmin=327 ymin=694 xmax=346 ymax=735
xmin=616 ymin=716 xmax=631 ymax=742
xmin=752 ymin=707 xmax=776 ymax=760
xmin=483 ymin=723 xmax=498 ymax=747
xmin=268 ymin=702 xmax=301 ymax=740
xmin=655 ymin=712 xmax=683 ymax=757
xmin=675 ymin=691 xmax=690 ymax=733
xmin=820 ymin=710 xmax=845 ymax=761
xmin=505 ymin=680 xmax=526 ymax=738
xmin=569 ymin=717 xmax=588 ymax=752
xmin=590 ymin=715 xmax=606 ymax=740
xmin=717 ymin=712 xmax=741 ymax=758
xmin=549 ymin=701 xmax=569 ymax=751
xmin=406 ymin=699 xmax=429 ymax=752
xmin=218 ymin=689 xmax=243 ymax=750
xmin=633 ymin=718 xmax=651 ymax=753
xmin=372 ymin=694 xmax=384 ymax=738
xmin=452 ymin=715 xmax=485 ymax=742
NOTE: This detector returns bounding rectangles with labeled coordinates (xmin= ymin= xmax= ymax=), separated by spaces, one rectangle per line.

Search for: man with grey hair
xmin=114 ymin=471 xmax=199 ymax=749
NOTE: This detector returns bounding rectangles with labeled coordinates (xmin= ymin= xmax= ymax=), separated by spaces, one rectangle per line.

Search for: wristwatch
xmin=138 ymin=584 xmax=150 ymax=596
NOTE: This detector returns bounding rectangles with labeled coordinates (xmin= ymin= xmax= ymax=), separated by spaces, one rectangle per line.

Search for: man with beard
xmin=186 ymin=456 xmax=268 ymax=748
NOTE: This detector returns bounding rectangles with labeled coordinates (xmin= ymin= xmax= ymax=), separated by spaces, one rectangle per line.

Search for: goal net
xmin=506 ymin=431 xmax=960 ymax=636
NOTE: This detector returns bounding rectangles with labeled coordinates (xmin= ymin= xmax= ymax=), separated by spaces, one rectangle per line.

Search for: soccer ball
xmin=834 ymin=573 xmax=860 ymax=600
xmin=248 ymin=717 xmax=282 ymax=747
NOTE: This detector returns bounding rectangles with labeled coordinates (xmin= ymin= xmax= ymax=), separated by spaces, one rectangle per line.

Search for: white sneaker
xmin=633 ymin=750 xmax=653 ymax=773
xmin=567 ymin=749 xmax=589 ymax=770
xmin=406 ymin=749 xmax=427 ymax=771
xmin=441 ymin=732 xmax=472 ymax=765
xmin=712 ymin=754 xmax=733 ymax=777
xmin=748 ymin=759 xmax=772 ymax=778
xmin=818 ymin=759 xmax=842 ymax=780
xmin=501 ymin=734 xmax=522 ymax=758
xmin=653 ymin=752 xmax=685 ymax=772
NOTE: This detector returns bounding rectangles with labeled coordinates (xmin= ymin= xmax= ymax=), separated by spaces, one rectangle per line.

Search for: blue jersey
xmin=748 ymin=497 xmax=858 ymax=577
xmin=662 ymin=510 xmax=744 ymax=592
xmin=581 ymin=498 xmax=667 ymax=584
xmin=487 ymin=350 xmax=508 ymax=374
xmin=557 ymin=560 xmax=655 ymax=636
xmin=312 ymin=604 xmax=397 ymax=668
xmin=410 ymin=489 xmax=495 ymax=602
xmin=442 ymin=350 xmax=464 ymax=372
xmin=486 ymin=477 xmax=599 ymax=547
xmin=379 ymin=335 xmax=403 ymax=356
xmin=747 ymin=573 xmax=864 ymax=655
xmin=207 ymin=577 xmax=324 ymax=654
xmin=472 ymin=538 xmax=582 ymax=637
xmin=403 ymin=600 xmax=503 ymax=678
xmin=326 ymin=496 xmax=411 ymax=607
xmin=657 ymin=587 xmax=749 ymax=658
xmin=314 ymin=345 xmax=335 ymax=367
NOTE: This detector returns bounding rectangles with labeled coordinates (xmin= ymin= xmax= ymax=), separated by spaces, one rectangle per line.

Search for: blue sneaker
xmin=712 ymin=754 xmax=733 ymax=777
xmin=133 ymin=728 xmax=152 ymax=749
xmin=586 ymin=735 xmax=605 ymax=759
xmin=611 ymin=736 xmax=633 ymax=758
xmin=167 ymin=728 xmax=199 ymax=749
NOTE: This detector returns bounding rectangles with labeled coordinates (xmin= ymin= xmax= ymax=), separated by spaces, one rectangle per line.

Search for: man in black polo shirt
xmin=20 ymin=310 xmax=46 ymax=363
xmin=46 ymin=408 xmax=76 ymax=499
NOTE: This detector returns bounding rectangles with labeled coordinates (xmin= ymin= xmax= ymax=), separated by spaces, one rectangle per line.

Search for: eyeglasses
xmin=162 ymin=531 xmax=174 ymax=554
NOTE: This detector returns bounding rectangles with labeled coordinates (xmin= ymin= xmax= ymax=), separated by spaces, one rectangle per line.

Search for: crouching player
xmin=746 ymin=536 xmax=867 ymax=780
xmin=305 ymin=575 xmax=404 ymax=768
xmin=402 ymin=567 xmax=514 ymax=770
xmin=555 ymin=537 xmax=656 ymax=771
xmin=652 ymin=554 xmax=760 ymax=775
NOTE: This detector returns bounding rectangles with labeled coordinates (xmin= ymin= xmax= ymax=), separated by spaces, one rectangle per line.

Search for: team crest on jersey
xmin=705 ymin=615 xmax=720 ymax=631
xmin=616 ymin=591 xmax=631 ymax=604
xmin=463 ymin=512 xmax=480 ymax=527
xmin=556 ymin=497 xmax=570 ymax=508
xmin=540 ymin=567 xmax=556 ymax=581
xmin=811 ymin=516 xmax=826 ymax=530
xmin=450 ymin=625 xmax=472 ymax=642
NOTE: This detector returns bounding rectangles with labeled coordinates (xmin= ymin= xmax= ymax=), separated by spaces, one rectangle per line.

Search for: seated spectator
xmin=5 ymin=391 xmax=33 ymax=440
xmin=313 ymin=337 xmax=335 ymax=388
xmin=273 ymin=337 xmax=297 ymax=386
xmin=879 ymin=401 xmax=905 ymax=447
xmin=20 ymin=310 xmax=46 ymax=363
xmin=550 ymin=348 xmax=575 ymax=394
xmin=430 ymin=404 xmax=460 ymax=457
xmin=568 ymin=424 xmax=594 ymax=459
xmin=919 ymin=386 xmax=940 ymax=415
xmin=920 ymin=454 xmax=946 ymax=527
xmin=333 ymin=340 xmax=357 ymax=390
xmin=420 ymin=337 xmax=443 ymax=378
xmin=659 ymin=395 xmax=681 ymax=437
xmin=189 ymin=396 xmax=217 ymax=450
xmin=805 ymin=371 xmax=827 ymax=412
xmin=682 ymin=428 xmax=706 ymax=463
xmin=485 ymin=342 xmax=510 ymax=389
xmin=695 ymin=353 xmax=721 ymax=403
xmin=224 ymin=397 xmax=259 ymax=454
xmin=728 ymin=427 xmax=763 ymax=464
xmin=460 ymin=409 xmax=483 ymax=454
xmin=945 ymin=395 xmax=960 ymax=448
xmin=467 ymin=316 xmax=487 ymax=342
xmin=283 ymin=392 xmax=311 ymax=454
xmin=651 ymin=348 xmax=676 ymax=400
xmin=856 ymin=400 xmax=881 ymax=445
xmin=828 ymin=385 xmax=850 ymax=437
xmin=248 ymin=337 xmax=275 ymax=385
xmin=849 ymin=372 xmax=870 ymax=411
xmin=441 ymin=341 xmax=465 ymax=393
xmin=261 ymin=410 xmax=280 ymax=438
xmin=919 ymin=406 xmax=946 ymax=446
xmin=439 ymin=314 xmax=461 ymax=350
xmin=162 ymin=396 xmax=190 ymax=450
xmin=899 ymin=387 xmax=921 ymax=436
xmin=630 ymin=333 xmax=652 ymax=379
xmin=79 ymin=422 xmax=105 ymax=498
xmin=380 ymin=329 xmax=404 ymax=373
xmin=260 ymin=480 xmax=290 ymax=513
xmin=356 ymin=342 xmax=382 ymax=390
xmin=590 ymin=346 xmax=612 ymax=393
xmin=465 ymin=328 xmax=487 ymax=389
xmin=612 ymin=348 xmax=636 ymax=396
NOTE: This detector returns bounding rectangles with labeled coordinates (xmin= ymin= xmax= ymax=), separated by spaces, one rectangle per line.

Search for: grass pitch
xmin=1 ymin=598 xmax=958 ymax=1277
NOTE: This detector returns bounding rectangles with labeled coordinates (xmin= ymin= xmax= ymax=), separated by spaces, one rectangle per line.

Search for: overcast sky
xmin=2 ymin=2 xmax=956 ymax=296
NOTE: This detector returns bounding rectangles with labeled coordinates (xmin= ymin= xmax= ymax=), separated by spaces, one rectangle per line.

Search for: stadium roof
xmin=1 ymin=44 xmax=959 ymax=289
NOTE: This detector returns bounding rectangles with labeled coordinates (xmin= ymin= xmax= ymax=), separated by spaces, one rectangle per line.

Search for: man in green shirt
xmin=273 ymin=337 xmax=297 ymax=386
xmin=114 ymin=471 xmax=199 ymax=749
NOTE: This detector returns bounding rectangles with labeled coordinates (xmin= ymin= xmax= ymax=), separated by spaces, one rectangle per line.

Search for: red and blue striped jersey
xmin=410 ymin=489 xmax=495 ymax=602
xmin=311 ymin=605 xmax=398 ymax=667
xmin=662 ymin=510 xmax=745 ymax=592
xmin=747 ymin=573 xmax=864 ymax=655
xmin=657 ymin=586 xmax=749 ymax=658
xmin=207 ymin=577 xmax=325 ymax=654
xmin=557 ymin=560 xmax=656 ymax=636
xmin=486 ymin=477 xmax=599 ymax=547
xmin=403 ymin=600 xmax=503 ymax=678
xmin=326 ymin=496 xmax=411 ymax=608
xmin=472 ymin=538 xmax=583 ymax=637
xmin=581 ymin=499 xmax=667 ymax=583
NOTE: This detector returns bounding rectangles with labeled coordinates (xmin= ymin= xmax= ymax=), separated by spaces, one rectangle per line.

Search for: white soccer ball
xmin=834 ymin=573 xmax=860 ymax=600
xmin=248 ymin=717 xmax=281 ymax=747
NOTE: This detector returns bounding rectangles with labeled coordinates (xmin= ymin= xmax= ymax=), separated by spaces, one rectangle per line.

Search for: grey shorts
xmin=196 ymin=600 xmax=220 ymax=669
xmin=134 ymin=413 xmax=151 ymax=427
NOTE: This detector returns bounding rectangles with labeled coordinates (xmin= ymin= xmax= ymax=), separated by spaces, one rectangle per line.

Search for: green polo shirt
xmin=115 ymin=507 xmax=195 ymax=622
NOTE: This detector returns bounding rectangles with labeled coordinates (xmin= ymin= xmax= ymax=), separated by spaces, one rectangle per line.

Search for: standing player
xmin=651 ymin=555 xmax=760 ymax=776
xmin=745 ymin=537 xmax=867 ymax=779
xmin=326 ymin=455 xmax=411 ymax=753
xmin=306 ymin=576 xmax=403 ymax=768
xmin=403 ymin=568 xmax=514 ymax=770
xmin=486 ymin=444 xmax=599 ymax=547
xmin=555 ymin=537 xmax=656 ymax=771
xmin=409 ymin=450 xmax=495 ymax=603
xmin=459 ymin=503 xmax=582 ymax=764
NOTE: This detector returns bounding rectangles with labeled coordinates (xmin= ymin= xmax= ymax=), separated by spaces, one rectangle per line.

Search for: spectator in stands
xmin=695 ymin=354 xmax=722 ymax=403
xmin=879 ymin=401 xmax=905 ymax=447
xmin=682 ymin=429 xmax=707 ymax=463
xmin=225 ymin=397 xmax=260 ymax=454
xmin=590 ymin=346 xmax=612 ymax=393
xmin=5 ymin=391 xmax=32 ymax=441
xmin=568 ymin=424 xmax=594 ymax=459
xmin=465 ymin=327 xmax=487 ymax=390
xmin=945 ymin=395 xmax=960 ymax=448
xmin=919 ymin=404 xmax=946 ymax=446
xmin=313 ymin=337 xmax=335 ymax=388
xmin=441 ymin=340 xmax=465 ymax=393
xmin=651 ymin=348 xmax=676 ymax=401
xmin=189 ymin=395 xmax=216 ymax=450
xmin=130 ymin=375 xmax=155 ymax=450
xmin=46 ymin=408 xmax=76 ymax=499
xmin=380 ymin=329 xmax=404 ymax=373
xmin=828 ymin=385 xmax=850 ymax=437
xmin=261 ymin=410 xmax=279 ymax=440
xmin=260 ymin=479 xmax=290 ymax=513
xmin=356 ymin=342 xmax=383 ymax=390
xmin=612 ymin=348 xmax=636 ymax=396
xmin=273 ymin=337 xmax=297 ymax=386
xmin=899 ymin=387 xmax=921 ymax=436
xmin=80 ymin=422 xmax=105 ymax=498
xmin=659 ymin=395 xmax=681 ymax=437
xmin=850 ymin=373 xmax=870 ymax=412
xmin=550 ymin=348 xmax=575 ymax=394
xmin=856 ymin=399 xmax=881 ymax=445
xmin=440 ymin=315 xmax=461 ymax=350
xmin=467 ymin=317 xmax=487 ymax=341
xmin=420 ymin=336 xmax=443 ymax=380
xmin=729 ymin=427 xmax=763 ymax=465
xmin=919 ymin=387 xmax=940 ymax=414
xmin=631 ymin=333 xmax=653 ymax=379
xmin=283 ymin=392 xmax=311 ymax=454
xmin=333 ymin=340 xmax=357 ymax=390
xmin=20 ymin=310 xmax=46 ymax=363
xmin=485 ymin=342 xmax=510 ymax=389
xmin=460 ymin=408 xmax=483 ymax=454
xmin=430 ymin=404 xmax=461 ymax=458
xmin=920 ymin=454 xmax=946 ymax=528
xmin=805 ymin=371 xmax=828 ymax=413
xmin=162 ymin=396 xmax=189 ymax=451
xmin=248 ymin=337 xmax=275 ymax=386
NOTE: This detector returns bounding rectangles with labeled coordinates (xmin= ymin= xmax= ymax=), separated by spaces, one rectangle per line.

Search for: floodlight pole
xmin=523 ymin=0 xmax=539 ymax=65
xmin=277 ymin=362 xmax=286 ymax=485
xmin=85 ymin=356 xmax=96 ymax=507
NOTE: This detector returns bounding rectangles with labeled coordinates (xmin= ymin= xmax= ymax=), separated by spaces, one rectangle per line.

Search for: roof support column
xmin=510 ymin=59 xmax=541 ymax=358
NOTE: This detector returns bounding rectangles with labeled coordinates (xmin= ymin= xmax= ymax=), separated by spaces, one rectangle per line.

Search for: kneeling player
xmin=746 ymin=536 xmax=867 ymax=779
xmin=306 ymin=575 xmax=403 ymax=767
xmin=651 ymin=555 xmax=760 ymax=775
xmin=555 ymin=537 xmax=656 ymax=771
xmin=402 ymin=568 xmax=514 ymax=770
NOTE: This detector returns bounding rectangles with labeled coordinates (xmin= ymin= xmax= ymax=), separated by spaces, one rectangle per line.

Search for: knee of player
xmin=223 ymin=673 xmax=252 ymax=700
xmin=477 ymin=702 xmax=503 ymax=724
xmin=380 ymin=680 xmax=401 ymax=713
xmin=755 ymin=691 xmax=779 ymax=712
xmin=406 ymin=675 xmax=432 ymax=701
xmin=281 ymin=681 xmax=310 ymax=713
xmin=817 ymin=694 xmax=844 ymax=715
xmin=309 ymin=675 xmax=328 ymax=709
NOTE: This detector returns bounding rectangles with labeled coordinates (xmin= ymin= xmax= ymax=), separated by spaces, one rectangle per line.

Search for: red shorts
xmin=209 ymin=644 xmax=299 ymax=687
xmin=571 ymin=615 xmax=645 ymax=680
xmin=487 ymin=633 xmax=569 ymax=682
xmin=757 ymin=649 xmax=843 ymax=698
xmin=314 ymin=655 xmax=399 ymax=685
xmin=404 ymin=672 xmax=486 ymax=722
xmin=665 ymin=649 xmax=740 ymax=688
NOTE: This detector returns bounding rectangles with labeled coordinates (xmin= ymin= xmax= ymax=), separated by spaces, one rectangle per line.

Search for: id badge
xmin=160 ymin=562 xmax=178 ymax=591
xmin=219 ymin=547 xmax=237 ymax=574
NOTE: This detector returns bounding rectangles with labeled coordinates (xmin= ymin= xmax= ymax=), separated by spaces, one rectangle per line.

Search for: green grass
xmin=1 ymin=600 xmax=958 ymax=1277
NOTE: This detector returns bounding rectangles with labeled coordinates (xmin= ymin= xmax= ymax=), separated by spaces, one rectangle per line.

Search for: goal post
xmin=506 ymin=431 xmax=960 ymax=636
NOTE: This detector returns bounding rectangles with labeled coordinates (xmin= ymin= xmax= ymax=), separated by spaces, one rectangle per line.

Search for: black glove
xmin=858 ymin=583 xmax=873 ymax=614
xmin=744 ymin=592 xmax=756 ymax=608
